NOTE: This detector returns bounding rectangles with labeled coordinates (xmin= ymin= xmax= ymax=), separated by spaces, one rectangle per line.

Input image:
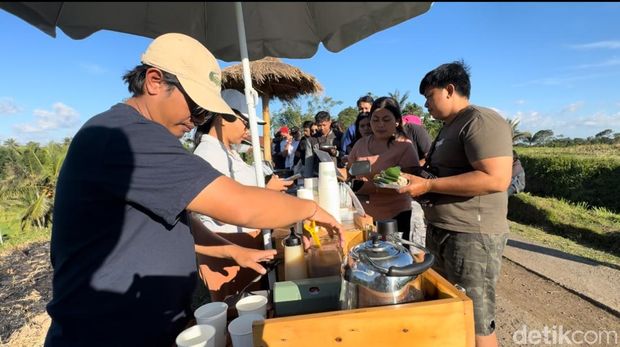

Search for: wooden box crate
xmin=262 ymin=215 xmax=475 ymax=347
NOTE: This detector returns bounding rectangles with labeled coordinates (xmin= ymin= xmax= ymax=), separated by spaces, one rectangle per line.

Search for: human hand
xmin=229 ymin=246 xmax=277 ymax=275
xmin=266 ymin=175 xmax=294 ymax=192
xmin=308 ymin=204 xmax=345 ymax=248
xmin=328 ymin=147 xmax=338 ymax=157
xmin=397 ymin=173 xmax=432 ymax=197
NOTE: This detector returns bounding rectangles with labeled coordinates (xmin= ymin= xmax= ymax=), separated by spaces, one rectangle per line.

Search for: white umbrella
xmin=1 ymin=1 xmax=433 ymax=186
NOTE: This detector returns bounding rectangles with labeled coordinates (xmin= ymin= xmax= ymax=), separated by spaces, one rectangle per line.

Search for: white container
xmin=194 ymin=302 xmax=228 ymax=347
xmin=236 ymin=294 xmax=268 ymax=318
xmin=303 ymin=177 xmax=315 ymax=190
xmin=228 ymin=313 xmax=264 ymax=347
xmin=340 ymin=207 xmax=355 ymax=222
xmin=296 ymin=188 xmax=314 ymax=201
xmin=318 ymin=181 xmax=341 ymax=223
xmin=176 ymin=324 xmax=216 ymax=347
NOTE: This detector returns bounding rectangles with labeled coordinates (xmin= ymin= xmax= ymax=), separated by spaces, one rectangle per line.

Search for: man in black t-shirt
xmin=45 ymin=33 xmax=344 ymax=347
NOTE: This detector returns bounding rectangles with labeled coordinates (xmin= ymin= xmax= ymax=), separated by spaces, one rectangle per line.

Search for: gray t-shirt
xmin=46 ymin=103 xmax=221 ymax=346
xmin=424 ymin=105 xmax=513 ymax=234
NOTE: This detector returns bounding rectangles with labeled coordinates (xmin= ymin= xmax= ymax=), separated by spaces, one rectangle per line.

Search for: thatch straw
xmin=221 ymin=57 xmax=323 ymax=101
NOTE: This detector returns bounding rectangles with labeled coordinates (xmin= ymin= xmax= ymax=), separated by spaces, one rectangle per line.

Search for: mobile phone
xmin=283 ymin=173 xmax=302 ymax=181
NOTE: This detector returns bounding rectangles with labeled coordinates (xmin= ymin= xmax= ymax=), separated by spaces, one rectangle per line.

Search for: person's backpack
xmin=508 ymin=151 xmax=526 ymax=196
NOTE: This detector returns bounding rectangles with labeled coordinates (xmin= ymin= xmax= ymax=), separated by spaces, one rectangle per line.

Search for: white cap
xmin=221 ymin=89 xmax=266 ymax=125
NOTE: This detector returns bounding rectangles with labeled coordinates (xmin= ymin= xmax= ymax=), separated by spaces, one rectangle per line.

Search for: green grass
xmin=0 ymin=209 xmax=50 ymax=255
xmin=516 ymin=144 xmax=620 ymax=161
xmin=508 ymin=192 xmax=620 ymax=264
xmin=509 ymin=222 xmax=620 ymax=267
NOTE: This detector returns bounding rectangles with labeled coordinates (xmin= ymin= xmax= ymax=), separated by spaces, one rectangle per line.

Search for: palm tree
xmin=388 ymin=89 xmax=410 ymax=108
xmin=506 ymin=118 xmax=529 ymax=144
xmin=0 ymin=142 xmax=67 ymax=230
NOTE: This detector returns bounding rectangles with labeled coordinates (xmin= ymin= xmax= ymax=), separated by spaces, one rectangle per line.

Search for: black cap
xmin=376 ymin=219 xmax=398 ymax=240
xmin=284 ymin=227 xmax=302 ymax=246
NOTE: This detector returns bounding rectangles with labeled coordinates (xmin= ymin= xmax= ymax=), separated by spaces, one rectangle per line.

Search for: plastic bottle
xmin=283 ymin=227 xmax=307 ymax=280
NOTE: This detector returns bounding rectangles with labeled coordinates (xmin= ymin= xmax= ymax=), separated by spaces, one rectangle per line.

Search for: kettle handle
xmin=386 ymin=252 xmax=435 ymax=277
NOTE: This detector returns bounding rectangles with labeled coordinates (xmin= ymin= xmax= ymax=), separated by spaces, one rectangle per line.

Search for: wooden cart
xmin=255 ymin=215 xmax=475 ymax=347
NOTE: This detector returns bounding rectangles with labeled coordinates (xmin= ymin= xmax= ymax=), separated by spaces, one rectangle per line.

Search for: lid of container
xmin=352 ymin=237 xmax=414 ymax=270
xmin=284 ymin=227 xmax=301 ymax=246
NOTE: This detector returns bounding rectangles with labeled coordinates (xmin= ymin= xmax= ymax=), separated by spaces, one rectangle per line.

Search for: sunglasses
xmin=166 ymin=78 xmax=208 ymax=126
xmin=222 ymin=112 xmax=249 ymax=130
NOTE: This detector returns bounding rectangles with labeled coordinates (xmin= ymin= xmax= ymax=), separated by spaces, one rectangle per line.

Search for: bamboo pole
xmin=262 ymin=93 xmax=272 ymax=163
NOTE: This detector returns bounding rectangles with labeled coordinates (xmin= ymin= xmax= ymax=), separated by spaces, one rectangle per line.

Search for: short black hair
xmin=357 ymin=95 xmax=374 ymax=107
xmin=302 ymin=120 xmax=314 ymax=129
xmin=314 ymin=111 xmax=331 ymax=123
xmin=419 ymin=60 xmax=471 ymax=99
xmin=122 ymin=64 xmax=178 ymax=96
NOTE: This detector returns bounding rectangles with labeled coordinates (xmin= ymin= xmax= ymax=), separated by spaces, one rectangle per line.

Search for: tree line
xmin=507 ymin=119 xmax=619 ymax=146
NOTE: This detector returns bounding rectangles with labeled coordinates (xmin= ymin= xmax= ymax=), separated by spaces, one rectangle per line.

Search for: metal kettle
xmin=339 ymin=222 xmax=434 ymax=309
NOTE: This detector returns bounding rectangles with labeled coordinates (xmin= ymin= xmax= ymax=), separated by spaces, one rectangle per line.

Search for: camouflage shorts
xmin=426 ymin=225 xmax=508 ymax=336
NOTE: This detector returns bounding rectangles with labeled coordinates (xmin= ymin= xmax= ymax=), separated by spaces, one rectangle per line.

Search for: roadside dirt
xmin=496 ymin=260 xmax=619 ymax=346
xmin=1 ymin=241 xmax=618 ymax=346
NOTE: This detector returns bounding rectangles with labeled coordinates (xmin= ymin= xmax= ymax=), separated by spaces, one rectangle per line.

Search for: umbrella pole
xmin=262 ymin=93 xmax=272 ymax=163
xmin=234 ymin=2 xmax=264 ymax=188
xmin=235 ymin=2 xmax=276 ymax=290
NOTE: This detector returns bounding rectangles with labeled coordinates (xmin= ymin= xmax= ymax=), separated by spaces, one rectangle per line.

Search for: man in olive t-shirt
xmin=399 ymin=61 xmax=512 ymax=347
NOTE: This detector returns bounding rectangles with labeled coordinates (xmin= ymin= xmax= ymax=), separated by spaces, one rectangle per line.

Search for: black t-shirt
xmin=403 ymin=123 xmax=432 ymax=160
xmin=45 ymin=103 xmax=221 ymax=347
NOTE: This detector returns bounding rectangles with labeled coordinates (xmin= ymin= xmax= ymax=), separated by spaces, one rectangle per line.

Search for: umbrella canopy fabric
xmin=1 ymin=2 xmax=433 ymax=181
xmin=0 ymin=2 xmax=433 ymax=62
xmin=222 ymin=57 xmax=323 ymax=102
xmin=222 ymin=57 xmax=324 ymax=161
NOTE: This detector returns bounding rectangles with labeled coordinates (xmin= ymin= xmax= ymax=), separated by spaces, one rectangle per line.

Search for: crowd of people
xmin=45 ymin=32 xmax=516 ymax=347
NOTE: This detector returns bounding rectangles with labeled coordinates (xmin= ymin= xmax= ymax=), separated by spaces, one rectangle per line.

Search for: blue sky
xmin=1 ymin=2 xmax=619 ymax=144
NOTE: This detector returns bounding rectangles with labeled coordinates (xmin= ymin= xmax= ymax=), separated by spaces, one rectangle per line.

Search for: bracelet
xmin=309 ymin=201 xmax=319 ymax=220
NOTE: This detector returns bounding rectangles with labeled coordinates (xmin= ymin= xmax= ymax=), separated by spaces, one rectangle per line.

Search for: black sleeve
xmin=412 ymin=125 xmax=432 ymax=159
xmin=102 ymin=123 xmax=221 ymax=226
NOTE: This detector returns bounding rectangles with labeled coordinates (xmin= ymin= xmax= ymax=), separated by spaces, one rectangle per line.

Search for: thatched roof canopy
xmin=221 ymin=57 xmax=323 ymax=102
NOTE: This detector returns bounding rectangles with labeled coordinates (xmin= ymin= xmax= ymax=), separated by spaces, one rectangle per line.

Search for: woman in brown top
xmin=347 ymin=97 xmax=420 ymax=240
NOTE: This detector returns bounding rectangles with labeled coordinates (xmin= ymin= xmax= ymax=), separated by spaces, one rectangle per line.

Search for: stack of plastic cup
xmin=318 ymin=162 xmax=341 ymax=222
xmin=304 ymin=177 xmax=319 ymax=202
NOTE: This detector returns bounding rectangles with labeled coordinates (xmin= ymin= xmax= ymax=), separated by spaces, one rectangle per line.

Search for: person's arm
xmin=190 ymin=215 xmax=277 ymax=274
xmin=398 ymin=156 xmax=512 ymax=197
xmin=187 ymin=176 xmax=344 ymax=244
